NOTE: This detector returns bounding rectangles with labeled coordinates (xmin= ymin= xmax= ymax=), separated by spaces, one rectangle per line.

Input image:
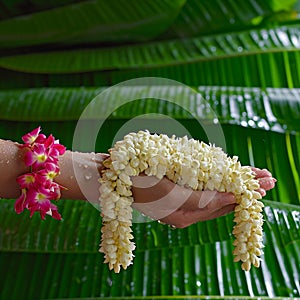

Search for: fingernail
xmin=272 ymin=178 xmax=277 ymax=182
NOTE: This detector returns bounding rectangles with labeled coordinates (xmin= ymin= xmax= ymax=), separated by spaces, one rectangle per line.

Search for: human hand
xmin=250 ymin=167 xmax=276 ymax=196
xmin=131 ymin=167 xmax=276 ymax=228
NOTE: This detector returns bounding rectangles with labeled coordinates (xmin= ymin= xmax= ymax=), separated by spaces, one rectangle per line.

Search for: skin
xmin=0 ymin=139 xmax=276 ymax=228
xmin=131 ymin=168 xmax=276 ymax=228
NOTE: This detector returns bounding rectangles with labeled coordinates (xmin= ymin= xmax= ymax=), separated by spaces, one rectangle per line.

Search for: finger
xmin=256 ymin=188 xmax=266 ymax=197
xmin=258 ymin=177 xmax=277 ymax=191
xmin=159 ymin=203 xmax=236 ymax=228
xmin=251 ymin=167 xmax=272 ymax=178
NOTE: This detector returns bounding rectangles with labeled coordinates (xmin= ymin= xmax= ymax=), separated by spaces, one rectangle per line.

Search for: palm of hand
xmin=132 ymin=167 xmax=276 ymax=228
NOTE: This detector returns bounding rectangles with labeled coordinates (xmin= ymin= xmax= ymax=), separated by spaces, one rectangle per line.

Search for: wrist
xmin=14 ymin=127 xmax=66 ymax=220
xmin=0 ymin=140 xmax=30 ymax=198
xmin=57 ymin=151 xmax=108 ymax=201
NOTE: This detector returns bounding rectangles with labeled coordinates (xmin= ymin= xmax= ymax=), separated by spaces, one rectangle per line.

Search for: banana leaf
xmin=0 ymin=23 xmax=300 ymax=74
xmin=2 ymin=49 xmax=300 ymax=89
xmin=1 ymin=86 xmax=299 ymax=133
xmin=0 ymin=0 xmax=87 ymax=21
xmin=159 ymin=0 xmax=298 ymax=39
xmin=0 ymin=199 xmax=299 ymax=299
xmin=0 ymin=0 xmax=185 ymax=49
xmin=0 ymin=85 xmax=299 ymax=205
xmin=0 ymin=0 xmax=296 ymax=50
xmin=0 ymin=198 xmax=299 ymax=253
xmin=0 ymin=2 xmax=299 ymax=299
xmin=0 ymin=48 xmax=299 ymax=89
xmin=2 ymin=23 xmax=300 ymax=91
xmin=0 ymin=87 xmax=299 ymax=298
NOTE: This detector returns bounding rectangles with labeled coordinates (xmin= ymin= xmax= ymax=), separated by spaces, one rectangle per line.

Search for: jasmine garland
xmin=99 ymin=130 xmax=264 ymax=273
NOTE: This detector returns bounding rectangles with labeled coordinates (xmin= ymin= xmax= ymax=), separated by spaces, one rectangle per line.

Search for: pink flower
xmin=43 ymin=134 xmax=55 ymax=149
xmin=24 ymin=143 xmax=48 ymax=168
xmin=26 ymin=187 xmax=52 ymax=219
xmin=43 ymin=135 xmax=66 ymax=157
xmin=16 ymin=173 xmax=36 ymax=189
xmin=36 ymin=162 xmax=60 ymax=183
xmin=48 ymin=142 xmax=66 ymax=162
xmin=22 ymin=127 xmax=41 ymax=145
xmin=15 ymin=127 xmax=65 ymax=221
xmin=53 ymin=141 xmax=66 ymax=156
xmin=48 ymin=181 xmax=63 ymax=200
xmin=14 ymin=184 xmax=63 ymax=220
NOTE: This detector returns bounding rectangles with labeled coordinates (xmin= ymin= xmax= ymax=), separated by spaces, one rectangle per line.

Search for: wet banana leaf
xmin=2 ymin=23 xmax=300 ymax=93
xmin=0 ymin=199 xmax=299 ymax=299
xmin=0 ymin=86 xmax=299 ymax=133
xmin=0 ymin=2 xmax=299 ymax=299
xmin=0 ymin=199 xmax=298 ymax=253
xmin=0 ymin=0 xmax=296 ymax=42
xmin=0 ymin=0 xmax=185 ymax=49
xmin=1 ymin=24 xmax=300 ymax=74
xmin=2 ymin=47 xmax=300 ymax=89
xmin=159 ymin=0 xmax=298 ymax=39
xmin=0 ymin=85 xmax=299 ymax=205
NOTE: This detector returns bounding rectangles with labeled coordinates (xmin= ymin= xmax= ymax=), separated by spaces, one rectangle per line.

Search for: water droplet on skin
xmin=6 ymin=160 xmax=9 ymax=164
xmin=78 ymin=163 xmax=82 ymax=168
xmin=84 ymin=173 xmax=92 ymax=180
xmin=83 ymin=164 xmax=88 ymax=169
xmin=70 ymin=176 xmax=74 ymax=180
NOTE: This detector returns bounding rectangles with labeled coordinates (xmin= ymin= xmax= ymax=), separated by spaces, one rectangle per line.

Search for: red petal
xmin=22 ymin=127 xmax=41 ymax=144
xmin=39 ymin=211 xmax=47 ymax=220
xmin=33 ymin=143 xmax=46 ymax=155
xmin=44 ymin=135 xmax=54 ymax=149
xmin=50 ymin=203 xmax=62 ymax=220
xmin=14 ymin=191 xmax=27 ymax=214
xmin=35 ymin=134 xmax=46 ymax=144
xmin=53 ymin=143 xmax=66 ymax=156
xmin=44 ymin=162 xmax=59 ymax=173
xmin=17 ymin=173 xmax=35 ymax=188
xmin=51 ymin=210 xmax=62 ymax=220
xmin=24 ymin=150 xmax=35 ymax=166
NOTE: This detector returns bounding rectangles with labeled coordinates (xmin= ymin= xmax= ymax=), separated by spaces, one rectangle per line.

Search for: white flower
xmin=99 ymin=130 xmax=265 ymax=272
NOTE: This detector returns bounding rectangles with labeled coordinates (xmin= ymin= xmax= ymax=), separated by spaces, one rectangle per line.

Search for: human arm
xmin=0 ymin=138 xmax=276 ymax=227
xmin=0 ymin=138 xmax=108 ymax=200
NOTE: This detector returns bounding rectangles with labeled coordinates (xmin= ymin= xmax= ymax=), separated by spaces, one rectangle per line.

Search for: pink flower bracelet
xmin=14 ymin=127 xmax=66 ymax=220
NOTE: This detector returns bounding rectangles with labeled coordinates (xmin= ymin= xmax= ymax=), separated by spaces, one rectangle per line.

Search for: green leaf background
xmin=0 ymin=1 xmax=299 ymax=299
